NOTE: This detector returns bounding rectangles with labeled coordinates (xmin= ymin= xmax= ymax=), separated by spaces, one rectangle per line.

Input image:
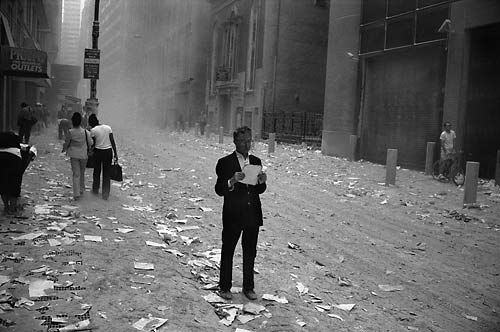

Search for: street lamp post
xmin=85 ymin=0 xmax=100 ymax=115
xmin=90 ymin=0 xmax=99 ymax=100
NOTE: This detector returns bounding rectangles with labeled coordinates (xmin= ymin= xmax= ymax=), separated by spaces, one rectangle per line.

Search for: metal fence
xmin=262 ymin=111 xmax=323 ymax=144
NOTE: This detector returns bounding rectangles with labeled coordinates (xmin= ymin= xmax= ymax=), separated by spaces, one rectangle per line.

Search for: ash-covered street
xmin=1 ymin=124 xmax=499 ymax=332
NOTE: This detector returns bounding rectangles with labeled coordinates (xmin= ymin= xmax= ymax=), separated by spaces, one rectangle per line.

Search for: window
xmin=360 ymin=22 xmax=385 ymax=54
xmin=246 ymin=2 xmax=259 ymax=91
xmin=360 ymin=0 xmax=449 ymax=54
xmin=388 ymin=0 xmax=416 ymax=17
xmin=386 ymin=14 xmax=414 ymax=48
xmin=361 ymin=0 xmax=386 ymax=24
xmin=416 ymin=4 xmax=449 ymax=43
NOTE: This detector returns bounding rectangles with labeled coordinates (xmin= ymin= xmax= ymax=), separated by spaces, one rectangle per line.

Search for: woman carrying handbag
xmin=63 ymin=112 xmax=93 ymax=201
xmin=88 ymin=114 xmax=118 ymax=200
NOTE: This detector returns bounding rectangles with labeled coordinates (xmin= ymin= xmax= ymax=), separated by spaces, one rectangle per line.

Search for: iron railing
xmin=262 ymin=111 xmax=323 ymax=144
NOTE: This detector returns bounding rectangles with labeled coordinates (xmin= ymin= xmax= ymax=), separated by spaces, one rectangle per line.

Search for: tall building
xmin=59 ymin=0 xmax=81 ymax=65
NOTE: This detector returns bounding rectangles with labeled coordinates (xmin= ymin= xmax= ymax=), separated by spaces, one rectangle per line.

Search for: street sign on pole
xmin=83 ymin=48 xmax=100 ymax=79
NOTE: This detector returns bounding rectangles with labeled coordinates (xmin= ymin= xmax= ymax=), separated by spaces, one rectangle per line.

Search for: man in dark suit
xmin=215 ymin=126 xmax=267 ymax=300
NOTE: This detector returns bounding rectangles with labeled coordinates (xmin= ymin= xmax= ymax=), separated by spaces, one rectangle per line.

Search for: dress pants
xmin=70 ymin=158 xmax=86 ymax=198
xmin=219 ymin=223 xmax=259 ymax=292
xmin=92 ymin=148 xmax=112 ymax=199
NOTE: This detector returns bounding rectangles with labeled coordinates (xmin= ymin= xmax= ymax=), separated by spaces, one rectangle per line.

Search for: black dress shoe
xmin=219 ymin=290 xmax=232 ymax=300
xmin=243 ymin=289 xmax=257 ymax=300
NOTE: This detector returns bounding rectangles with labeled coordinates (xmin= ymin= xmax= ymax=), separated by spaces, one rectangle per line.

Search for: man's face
xmin=444 ymin=124 xmax=451 ymax=133
xmin=234 ymin=132 xmax=252 ymax=156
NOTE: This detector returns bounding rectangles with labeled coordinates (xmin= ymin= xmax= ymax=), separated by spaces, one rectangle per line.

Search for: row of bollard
xmin=208 ymin=128 xmax=498 ymax=206
xmin=384 ymin=142 xmax=500 ymax=206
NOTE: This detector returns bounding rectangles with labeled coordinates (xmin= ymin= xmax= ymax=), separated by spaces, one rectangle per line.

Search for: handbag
xmin=85 ymin=130 xmax=95 ymax=168
xmin=110 ymin=161 xmax=123 ymax=182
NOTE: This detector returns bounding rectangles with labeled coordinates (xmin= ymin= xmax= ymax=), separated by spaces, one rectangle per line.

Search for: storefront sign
xmin=84 ymin=48 xmax=100 ymax=79
xmin=0 ymin=46 xmax=49 ymax=78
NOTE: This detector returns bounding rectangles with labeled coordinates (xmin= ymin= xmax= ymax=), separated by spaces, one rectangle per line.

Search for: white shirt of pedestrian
xmin=440 ymin=130 xmax=456 ymax=153
xmin=91 ymin=124 xmax=113 ymax=149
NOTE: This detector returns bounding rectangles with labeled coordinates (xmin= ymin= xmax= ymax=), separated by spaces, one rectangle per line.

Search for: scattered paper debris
xmin=262 ymin=294 xmax=288 ymax=303
xmin=296 ymin=282 xmax=309 ymax=295
xmin=378 ymin=284 xmax=404 ymax=292
xmin=145 ymin=240 xmax=167 ymax=248
xmin=134 ymin=262 xmax=155 ymax=270
xmin=464 ymin=314 xmax=478 ymax=321
xmin=29 ymin=279 xmax=54 ymax=297
xmin=333 ymin=303 xmax=356 ymax=312
xmin=84 ymin=235 xmax=102 ymax=242
xmin=132 ymin=316 xmax=168 ymax=331
xmin=328 ymin=313 xmax=344 ymax=321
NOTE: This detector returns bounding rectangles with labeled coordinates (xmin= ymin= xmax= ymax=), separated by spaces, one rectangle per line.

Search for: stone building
xmin=0 ymin=0 xmax=61 ymax=131
xmin=323 ymin=0 xmax=500 ymax=177
xmin=206 ymin=0 xmax=329 ymax=141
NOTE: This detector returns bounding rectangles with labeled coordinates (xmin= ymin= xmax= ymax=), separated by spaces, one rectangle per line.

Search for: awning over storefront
xmin=0 ymin=46 xmax=50 ymax=79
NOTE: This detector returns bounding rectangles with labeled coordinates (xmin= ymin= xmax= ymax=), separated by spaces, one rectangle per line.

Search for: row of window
xmin=360 ymin=1 xmax=450 ymax=54
xmin=362 ymin=0 xmax=450 ymax=24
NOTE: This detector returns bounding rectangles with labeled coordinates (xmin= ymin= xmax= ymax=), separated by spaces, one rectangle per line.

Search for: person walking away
xmin=0 ymin=131 xmax=37 ymax=214
xmin=62 ymin=112 xmax=92 ymax=201
xmin=199 ymin=112 xmax=207 ymax=136
xmin=17 ymin=102 xmax=36 ymax=144
xmin=88 ymin=114 xmax=118 ymax=200
xmin=58 ymin=106 xmax=71 ymax=139
xmin=42 ymin=104 xmax=50 ymax=129
xmin=214 ymin=126 xmax=267 ymax=300
xmin=438 ymin=121 xmax=456 ymax=179
xmin=33 ymin=102 xmax=43 ymax=134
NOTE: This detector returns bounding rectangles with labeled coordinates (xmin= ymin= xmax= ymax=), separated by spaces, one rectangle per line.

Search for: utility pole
xmin=90 ymin=0 xmax=99 ymax=100
xmin=84 ymin=0 xmax=100 ymax=115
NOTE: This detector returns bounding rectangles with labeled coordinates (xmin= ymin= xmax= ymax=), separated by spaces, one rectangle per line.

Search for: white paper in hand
xmin=240 ymin=164 xmax=262 ymax=185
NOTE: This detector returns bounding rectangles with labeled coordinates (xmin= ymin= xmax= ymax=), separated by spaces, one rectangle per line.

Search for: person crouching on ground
xmin=0 ymin=131 xmax=37 ymax=215
xmin=215 ymin=126 xmax=267 ymax=300
xmin=63 ymin=112 xmax=93 ymax=201
xmin=88 ymin=114 xmax=118 ymax=200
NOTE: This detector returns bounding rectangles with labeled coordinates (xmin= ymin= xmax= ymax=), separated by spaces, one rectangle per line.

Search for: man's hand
xmin=257 ymin=171 xmax=267 ymax=184
xmin=229 ymin=172 xmax=246 ymax=186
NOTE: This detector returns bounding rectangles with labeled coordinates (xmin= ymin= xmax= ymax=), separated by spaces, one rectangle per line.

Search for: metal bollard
xmin=385 ymin=149 xmax=398 ymax=186
xmin=205 ymin=124 xmax=210 ymax=139
xmin=194 ymin=123 xmax=200 ymax=137
xmin=495 ymin=150 xmax=500 ymax=186
xmin=349 ymin=135 xmax=358 ymax=162
xmin=425 ymin=142 xmax=436 ymax=175
xmin=463 ymin=161 xmax=480 ymax=206
xmin=219 ymin=126 xmax=224 ymax=144
xmin=268 ymin=133 xmax=275 ymax=154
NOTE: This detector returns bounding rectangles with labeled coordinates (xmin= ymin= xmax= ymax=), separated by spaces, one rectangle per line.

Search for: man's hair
xmin=233 ymin=126 xmax=252 ymax=140
xmin=88 ymin=114 xmax=99 ymax=127
xmin=20 ymin=102 xmax=28 ymax=108
xmin=71 ymin=112 xmax=82 ymax=127
xmin=443 ymin=121 xmax=451 ymax=127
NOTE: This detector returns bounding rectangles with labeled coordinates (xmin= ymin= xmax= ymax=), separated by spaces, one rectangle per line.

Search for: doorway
xmin=464 ymin=23 xmax=500 ymax=178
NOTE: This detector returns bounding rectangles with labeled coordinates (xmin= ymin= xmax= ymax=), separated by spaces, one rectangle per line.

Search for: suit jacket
xmin=215 ymin=152 xmax=266 ymax=227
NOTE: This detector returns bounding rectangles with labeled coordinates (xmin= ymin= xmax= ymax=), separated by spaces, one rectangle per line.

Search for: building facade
xmin=322 ymin=0 xmax=500 ymax=178
xmin=0 ymin=0 xmax=62 ymax=131
xmin=59 ymin=0 xmax=80 ymax=66
xmin=206 ymin=0 xmax=329 ymax=140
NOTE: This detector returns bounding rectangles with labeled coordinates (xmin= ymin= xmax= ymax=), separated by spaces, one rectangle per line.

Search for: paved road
xmin=1 ymin=125 xmax=499 ymax=331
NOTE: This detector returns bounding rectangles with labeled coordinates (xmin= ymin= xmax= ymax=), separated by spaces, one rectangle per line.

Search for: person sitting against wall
xmin=0 ymin=131 xmax=37 ymax=215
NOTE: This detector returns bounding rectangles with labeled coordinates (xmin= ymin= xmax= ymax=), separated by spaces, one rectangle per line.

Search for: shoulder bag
xmin=110 ymin=161 xmax=123 ymax=182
